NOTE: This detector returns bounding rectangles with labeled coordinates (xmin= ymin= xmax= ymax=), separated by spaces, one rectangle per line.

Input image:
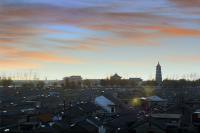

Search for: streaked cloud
xmin=166 ymin=55 xmax=200 ymax=63
xmin=0 ymin=45 xmax=83 ymax=66
xmin=0 ymin=59 xmax=40 ymax=70
xmin=170 ymin=0 xmax=200 ymax=8
xmin=0 ymin=0 xmax=199 ymax=78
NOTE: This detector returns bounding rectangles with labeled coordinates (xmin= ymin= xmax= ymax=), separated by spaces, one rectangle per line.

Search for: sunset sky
xmin=0 ymin=0 xmax=200 ymax=80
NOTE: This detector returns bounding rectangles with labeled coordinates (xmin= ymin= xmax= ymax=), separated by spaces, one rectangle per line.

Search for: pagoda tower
xmin=156 ymin=62 xmax=162 ymax=85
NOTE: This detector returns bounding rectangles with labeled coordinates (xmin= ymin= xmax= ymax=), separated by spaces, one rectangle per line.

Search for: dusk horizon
xmin=1 ymin=64 xmax=200 ymax=81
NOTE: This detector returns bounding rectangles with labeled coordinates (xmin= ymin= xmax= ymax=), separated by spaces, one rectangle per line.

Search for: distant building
xmin=110 ymin=73 xmax=121 ymax=80
xmin=44 ymin=80 xmax=62 ymax=88
xmin=68 ymin=76 xmax=82 ymax=82
xmin=129 ymin=78 xmax=143 ymax=85
xmin=129 ymin=78 xmax=142 ymax=82
xmin=63 ymin=76 xmax=82 ymax=87
xmin=85 ymin=79 xmax=101 ymax=87
xmin=156 ymin=62 xmax=162 ymax=85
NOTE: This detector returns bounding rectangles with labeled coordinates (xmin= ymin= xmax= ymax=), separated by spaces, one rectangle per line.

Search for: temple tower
xmin=156 ymin=62 xmax=162 ymax=85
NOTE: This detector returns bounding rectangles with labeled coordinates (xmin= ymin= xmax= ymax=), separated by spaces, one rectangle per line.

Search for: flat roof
xmin=152 ymin=113 xmax=181 ymax=119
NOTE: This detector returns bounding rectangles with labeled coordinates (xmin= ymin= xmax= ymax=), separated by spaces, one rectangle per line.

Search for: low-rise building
xmin=95 ymin=96 xmax=116 ymax=113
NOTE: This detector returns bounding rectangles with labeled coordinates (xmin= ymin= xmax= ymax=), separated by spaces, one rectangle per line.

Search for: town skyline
xmin=0 ymin=62 xmax=200 ymax=81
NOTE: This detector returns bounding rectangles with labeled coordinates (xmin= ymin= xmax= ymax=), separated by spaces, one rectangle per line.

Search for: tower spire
xmin=157 ymin=61 xmax=160 ymax=66
xmin=156 ymin=61 xmax=162 ymax=86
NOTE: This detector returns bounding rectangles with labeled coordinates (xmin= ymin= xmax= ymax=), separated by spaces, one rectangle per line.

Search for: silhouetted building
xmin=156 ymin=62 xmax=162 ymax=86
xmin=110 ymin=74 xmax=121 ymax=80
xmin=63 ymin=76 xmax=82 ymax=87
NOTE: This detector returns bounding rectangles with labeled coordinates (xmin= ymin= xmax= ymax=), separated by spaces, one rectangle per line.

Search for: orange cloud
xmin=59 ymin=45 xmax=99 ymax=52
xmin=0 ymin=59 xmax=40 ymax=70
xmin=0 ymin=45 xmax=83 ymax=67
xmin=162 ymin=27 xmax=200 ymax=36
xmin=0 ymin=39 xmax=17 ymax=44
xmin=17 ymin=51 xmax=82 ymax=64
xmin=145 ymin=26 xmax=200 ymax=37
xmin=166 ymin=55 xmax=200 ymax=63
xmin=170 ymin=0 xmax=200 ymax=8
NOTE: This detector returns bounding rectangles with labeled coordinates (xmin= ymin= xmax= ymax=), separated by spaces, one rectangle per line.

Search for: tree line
xmin=62 ymin=78 xmax=138 ymax=89
xmin=2 ymin=78 xmax=200 ymax=89
xmin=143 ymin=79 xmax=200 ymax=88
xmin=0 ymin=78 xmax=13 ymax=87
xmin=0 ymin=78 xmax=46 ymax=89
xmin=99 ymin=79 xmax=137 ymax=87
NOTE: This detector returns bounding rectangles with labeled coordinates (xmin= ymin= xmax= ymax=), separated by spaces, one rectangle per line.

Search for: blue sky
xmin=0 ymin=0 xmax=200 ymax=80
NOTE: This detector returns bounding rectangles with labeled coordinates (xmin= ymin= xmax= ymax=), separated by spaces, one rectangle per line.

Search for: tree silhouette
xmin=0 ymin=78 xmax=13 ymax=88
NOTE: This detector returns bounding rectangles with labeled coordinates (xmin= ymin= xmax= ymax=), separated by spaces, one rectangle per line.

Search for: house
xmin=38 ymin=113 xmax=54 ymax=123
xmin=151 ymin=113 xmax=182 ymax=128
xmin=63 ymin=102 xmax=100 ymax=121
xmin=146 ymin=96 xmax=167 ymax=102
xmin=192 ymin=109 xmax=200 ymax=126
xmin=103 ymin=93 xmax=130 ymax=112
xmin=146 ymin=95 xmax=168 ymax=107
xmin=131 ymin=121 xmax=165 ymax=133
xmin=106 ymin=111 xmax=137 ymax=133
xmin=86 ymin=117 xmax=106 ymax=133
xmin=69 ymin=120 xmax=98 ymax=133
xmin=140 ymin=96 xmax=168 ymax=112
xmin=95 ymin=96 xmax=116 ymax=113
xmin=69 ymin=116 xmax=106 ymax=133
xmin=130 ymin=113 xmax=181 ymax=133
